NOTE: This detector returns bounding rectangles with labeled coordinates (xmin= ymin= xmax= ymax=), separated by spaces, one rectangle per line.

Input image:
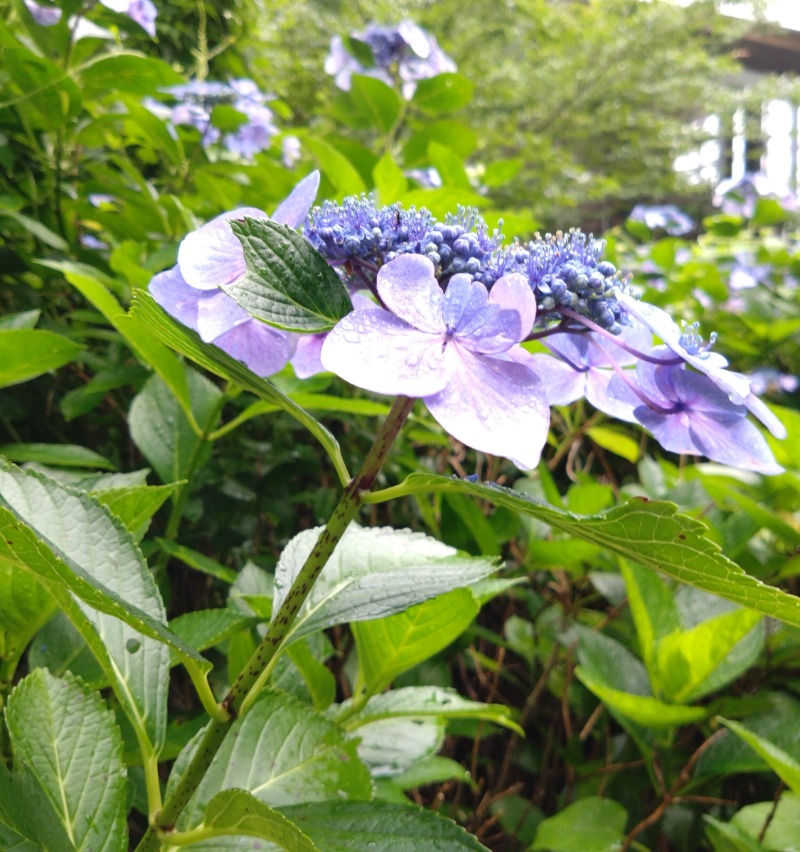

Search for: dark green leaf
xmin=226 ymin=218 xmax=352 ymax=333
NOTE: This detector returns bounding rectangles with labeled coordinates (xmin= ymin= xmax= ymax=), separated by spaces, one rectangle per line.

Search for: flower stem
xmin=135 ymin=395 xmax=415 ymax=850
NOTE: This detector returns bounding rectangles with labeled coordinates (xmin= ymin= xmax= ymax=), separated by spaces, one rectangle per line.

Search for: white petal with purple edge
xmin=376 ymin=255 xmax=446 ymax=334
xmin=423 ymin=344 xmax=549 ymax=470
xmin=213 ymin=319 xmax=296 ymax=378
xmin=272 ymin=171 xmax=320 ymax=228
xmin=488 ymin=273 xmax=537 ymax=339
xmin=321 ymin=308 xmax=447 ymax=397
xmin=178 ymin=207 xmax=266 ymax=290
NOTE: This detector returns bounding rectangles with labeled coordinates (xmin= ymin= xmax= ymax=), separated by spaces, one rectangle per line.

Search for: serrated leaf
xmin=6 ymin=669 xmax=127 ymax=852
xmin=273 ymin=524 xmax=499 ymax=645
xmin=719 ymin=718 xmax=800 ymax=795
xmin=225 ymin=218 xmax=352 ymax=333
xmin=173 ymin=691 xmax=372 ymax=828
xmin=197 ymin=789 xmax=320 ymax=850
xmin=157 ymin=539 xmax=238 ymax=583
xmin=337 ymin=686 xmax=522 ymax=735
xmin=169 ymin=608 xmax=258 ymax=659
xmin=397 ymin=474 xmax=800 ymax=628
xmin=77 ymin=52 xmax=182 ymax=99
xmin=0 ymin=329 xmax=83 ymax=388
xmin=279 ymin=800 xmax=490 ymax=851
xmin=353 ymin=588 xmax=479 ymax=694
xmin=129 ymin=369 xmax=221 ymax=484
xmin=0 ymin=763 xmax=76 ymax=851
xmin=0 ymin=461 xmax=207 ymax=751
xmin=390 ymin=755 xmax=473 ymax=790
xmin=92 ymin=483 xmax=177 ymax=542
xmin=0 ymin=443 xmax=116 ymax=470
xmin=130 ymin=291 xmax=347 ymax=484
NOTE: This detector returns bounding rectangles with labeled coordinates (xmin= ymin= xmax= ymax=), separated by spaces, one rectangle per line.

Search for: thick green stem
xmin=136 ymin=396 xmax=415 ymax=850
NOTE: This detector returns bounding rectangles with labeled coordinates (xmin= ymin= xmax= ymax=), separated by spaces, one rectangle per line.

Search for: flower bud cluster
xmin=303 ymin=198 xmax=623 ymax=332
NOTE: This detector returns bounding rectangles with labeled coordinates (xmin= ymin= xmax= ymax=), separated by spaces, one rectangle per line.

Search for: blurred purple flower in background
xmin=628 ymin=204 xmax=694 ymax=236
xmin=145 ymin=79 xmax=278 ymax=158
xmin=24 ymin=1 xmax=62 ymax=26
xmin=98 ymin=0 xmax=157 ymax=36
xmin=326 ymin=21 xmax=456 ymax=99
xmin=714 ymin=172 xmax=797 ymax=218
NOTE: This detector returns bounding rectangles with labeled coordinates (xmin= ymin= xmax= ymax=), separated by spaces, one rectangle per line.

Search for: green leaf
xmin=41 ymin=261 xmax=198 ymax=431
xmin=225 ymin=218 xmax=353 ymax=333
xmin=196 ymin=789 xmax=320 ymax=849
xmin=704 ymin=815 xmax=765 ymax=852
xmin=428 ymin=142 xmax=471 ymax=189
xmin=0 ymin=461 xmax=208 ymax=751
xmin=0 ymin=208 xmax=68 ymax=250
xmin=0 ymin=443 xmax=116 ymax=470
xmin=728 ymin=792 xmax=800 ymax=851
xmin=390 ymin=755 xmax=473 ymax=790
xmin=157 ymin=540 xmax=238 ymax=583
xmin=338 ymin=686 xmax=522 ymax=734
xmin=0 ymin=763 xmax=76 ymax=851
xmin=170 ymin=608 xmax=258 ymax=658
xmin=6 ymin=669 xmax=127 ymax=852
xmin=353 ymin=588 xmax=479 ymax=693
xmin=395 ymin=475 xmax=800 ymax=628
xmin=0 ymin=329 xmax=82 ymax=388
xmin=280 ymin=800 xmax=489 ymax=851
xmin=273 ymin=524 xmax=498 ymax=644
xmin=304 ymin=136 xmax=367 ymax=196
xmin=585 ymin=426 xmax=641 ymax=463
xmin=92 ymin=483 xmax=178 ymax=542
xmin=129 ymin=369 xmax=221 ymax=484
xmin=173 ymin=691 xmax=372 ymax=828
xmin=130 ymin=290 xmax=348 ymax=485
xmin=286 ymin=639 xmax=337 ymax=711
xmin=0 ymin=309 xmax=40 ymax=330
xmin=373 ymin=151 xmax=408 ymax=205
xmin=531 ymin=797 xmax=627 ymax=852
xmin=719 ymin=718 xmax=800 ymax=795
xmin=654 ymin=608 xmax=762 ymax=703
xmin=575 ymin=667 xmax=708 ymax=727
xmin=411 ymin=73 xmax=475 ymax=114
xmin=3 ymin=48 xmax=82 ymax=128
xmin=77 ymin=52 xmax=183 ymax=99
xmin=355 ymin=717 xmax=445 ymax=778
xmin=620 ymin=560 xmax=680 ymax=673
xmin=348 ymin=74 xmax=403 ymax=134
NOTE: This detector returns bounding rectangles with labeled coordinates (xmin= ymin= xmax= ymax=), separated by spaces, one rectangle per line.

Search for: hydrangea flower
xmin=325 ymin=21 xmax=456 ymax=99
xmin=149 ymin=172 xmax=320 ymax=377
xmin=321 ymin=254 xmax=549 ymax=469
xmin=146 ymin=79 xmax=278 ymax=158
xmin=628 ymin=204 xmax=694 ymax=236
xmin=98 ymin=0 xmax=157 ymax=36
xmin=611 ymin=349 xmax=783 ymax=475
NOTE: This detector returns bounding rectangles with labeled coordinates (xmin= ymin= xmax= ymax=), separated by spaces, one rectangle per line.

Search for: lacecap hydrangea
xmin=149 ymin=171 xmax=786 ymax=475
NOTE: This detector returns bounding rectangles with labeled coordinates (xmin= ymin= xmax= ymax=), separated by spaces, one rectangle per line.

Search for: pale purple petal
xmin=272 ymin=171 xmax=320 ymax=228
xmin=195 ymin=290 xmax=249 ymax=343
xmin=592 ymin=320 xmax=653 ymax=367
xmin=443 ymin=275 xmax=489 ymax=332
xmin=545 ymin=333 xmax=593 ymax=369
xmin=616 ymin=290 xmax=751 ymax=402
xmin=376 ymin=255 xmax=446 ymax=334
xmin=178 ymin=207 xmax=267 ymax=291
xmin=423 ymin=344 xmax=550 ymax=470
xmin=528 ymin=352 xmax=587 ymax=406
xmin=292 ymin=334 xmax=326 ymax=379
xmin=322 ymin=308 xmax=447 ymax=397
xmin=585 ymin=369 xmax=640 ymax=422
xmin=213 ymin=319 xmax=296 ymax=378
xmin=742 ymin=392 xmax=787 ymax=439
xmin=149 ymin=265 xmax=200 ymax=329
xmin=488 ymin=273 xmax=537 ymax=340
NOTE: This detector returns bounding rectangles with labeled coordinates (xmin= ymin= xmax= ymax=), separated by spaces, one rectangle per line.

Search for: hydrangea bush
xmin=1 ymin=6 xmax=800 ymax=852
